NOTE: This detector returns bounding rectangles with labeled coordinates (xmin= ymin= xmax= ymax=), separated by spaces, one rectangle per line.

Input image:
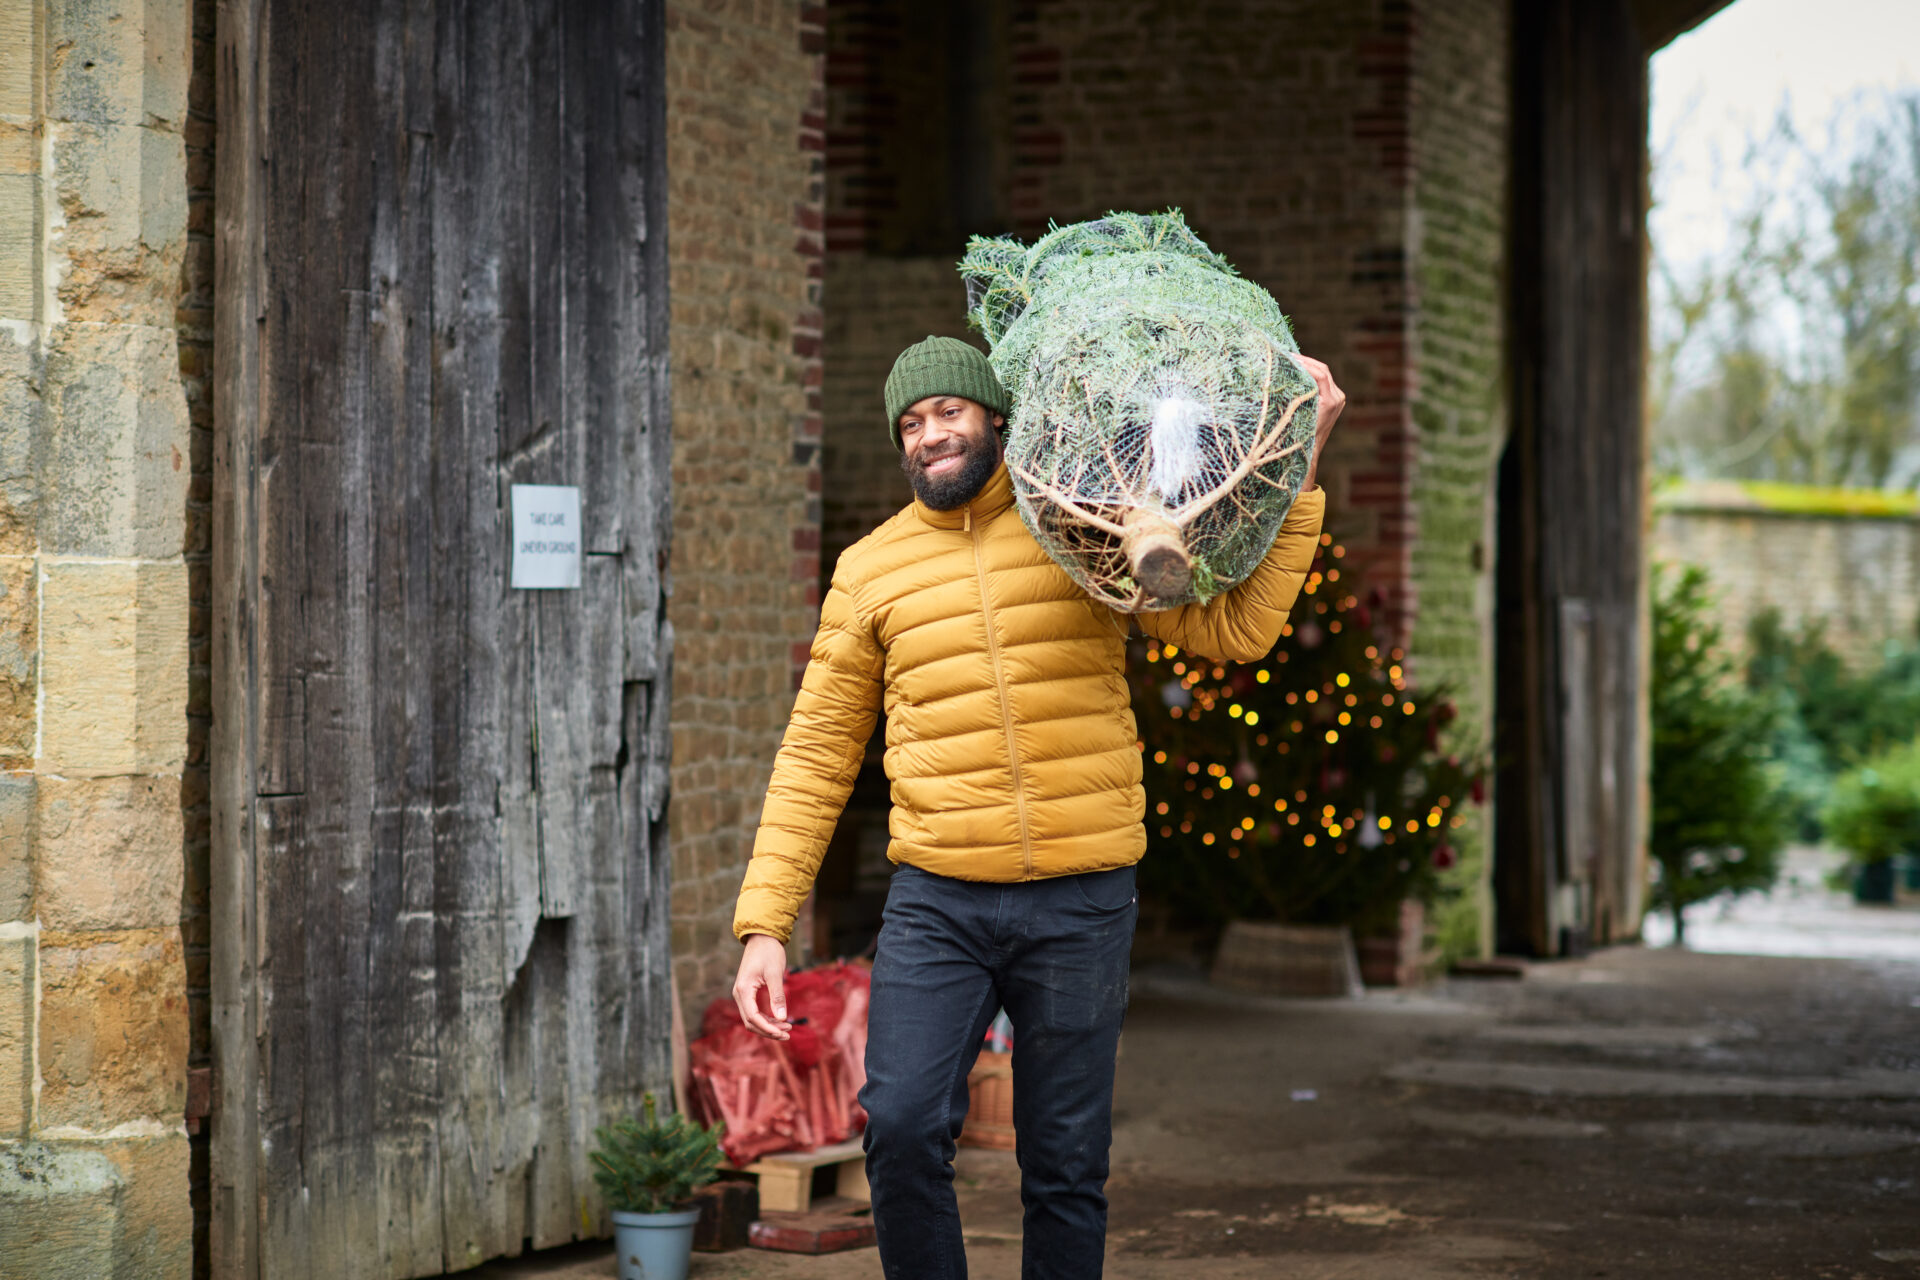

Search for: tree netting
xmin=960 ymin=210 xmax=1319 ymax=611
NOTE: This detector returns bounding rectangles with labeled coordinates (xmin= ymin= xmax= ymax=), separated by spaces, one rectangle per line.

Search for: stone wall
xmin=0 ymin=0 xmax=195 ymax=1275
xmin=1654 ymin=486 xmax=1920 ymax=668
xmin=665 ymin=0 xmax=827 ymax=1004
xmin=1409 ymin=0 xmax=1509 ymax=956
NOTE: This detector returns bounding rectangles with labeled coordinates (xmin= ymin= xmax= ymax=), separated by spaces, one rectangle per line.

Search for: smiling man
xmin=732 ymin=334 xmax=1342 ymax=1280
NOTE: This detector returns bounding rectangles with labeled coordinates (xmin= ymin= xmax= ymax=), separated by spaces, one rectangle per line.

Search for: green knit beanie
xmin=884 ymin=335 xmax=1012 ymax=449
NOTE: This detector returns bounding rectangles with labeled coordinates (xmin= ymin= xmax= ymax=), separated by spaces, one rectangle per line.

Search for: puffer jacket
xmin=732 ymin=461 xmax=1325 ymax=942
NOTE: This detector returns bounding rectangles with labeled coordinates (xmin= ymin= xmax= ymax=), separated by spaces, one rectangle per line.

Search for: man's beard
xmin=903 ymin=432 xmax=1000 ymax=510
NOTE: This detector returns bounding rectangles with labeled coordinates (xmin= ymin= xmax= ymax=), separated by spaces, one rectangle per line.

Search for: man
xmin=732 ymin=334 xmax=1343 ymax=1278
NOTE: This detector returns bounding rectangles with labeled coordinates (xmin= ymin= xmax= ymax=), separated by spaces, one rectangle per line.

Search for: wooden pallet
xmin=725 ymin=1138 xmax=870 ymax=1213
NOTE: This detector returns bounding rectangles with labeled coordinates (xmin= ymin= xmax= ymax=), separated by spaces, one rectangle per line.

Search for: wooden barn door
xmin=209 ymin=1 xmax=671 ymax=1275
xmin=1494 ymin=0 xmax=1649 ymax=957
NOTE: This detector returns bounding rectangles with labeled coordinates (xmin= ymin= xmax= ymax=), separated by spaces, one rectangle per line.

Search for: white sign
xmin=510 ymin=485 xmax=582 ymax=589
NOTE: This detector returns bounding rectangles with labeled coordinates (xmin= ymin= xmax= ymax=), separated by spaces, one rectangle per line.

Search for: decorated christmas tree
xmin=1129 ymin=533 xmax=1484 ymax=938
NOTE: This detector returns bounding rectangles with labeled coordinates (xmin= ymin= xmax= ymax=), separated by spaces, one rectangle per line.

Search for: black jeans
xmin=859 ymin=862 xmax=1138 ymax=1280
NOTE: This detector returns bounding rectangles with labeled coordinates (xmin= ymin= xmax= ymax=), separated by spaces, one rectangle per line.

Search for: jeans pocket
xmin=1071 ymin=864 xmax=1138 ymax=912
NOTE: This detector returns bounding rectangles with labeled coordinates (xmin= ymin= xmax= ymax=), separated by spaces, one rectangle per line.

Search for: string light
xmin=1303 ymin=834 xmax=1317 ymax=846
xmin=1325 ymin=730 xmax=1339 ymax=744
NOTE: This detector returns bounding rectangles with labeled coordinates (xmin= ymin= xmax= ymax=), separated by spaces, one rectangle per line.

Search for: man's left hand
xmin=1294 ymin=355 xmax=1344 ymax=491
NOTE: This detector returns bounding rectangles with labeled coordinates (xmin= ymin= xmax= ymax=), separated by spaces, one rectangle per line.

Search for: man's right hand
xmin=733 ymin=934 xmax=793 ymax=1040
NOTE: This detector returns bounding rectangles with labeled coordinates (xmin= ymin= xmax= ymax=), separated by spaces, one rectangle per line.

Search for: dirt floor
xmin=474 ymin=935 xmax=1920 ymax=1279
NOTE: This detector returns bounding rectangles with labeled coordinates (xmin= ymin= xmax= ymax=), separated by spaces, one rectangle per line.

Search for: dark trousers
xmin=859 ymin=863 xmax=1138 ymax=1280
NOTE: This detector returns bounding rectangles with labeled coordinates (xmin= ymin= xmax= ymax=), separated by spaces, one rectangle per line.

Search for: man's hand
xmin=733 ymin=933 xmax=793 ymax=1041
xmin=1294 ymin=355 xmax=1345 ymax=492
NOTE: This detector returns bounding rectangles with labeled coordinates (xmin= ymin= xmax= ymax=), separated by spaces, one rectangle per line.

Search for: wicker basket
xmin=958 ymin=1050 xmax=1015 ymax=1151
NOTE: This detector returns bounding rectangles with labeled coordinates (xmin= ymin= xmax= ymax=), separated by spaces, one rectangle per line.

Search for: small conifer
xmin=589 ymin=1093 xmax=724 ymax=1215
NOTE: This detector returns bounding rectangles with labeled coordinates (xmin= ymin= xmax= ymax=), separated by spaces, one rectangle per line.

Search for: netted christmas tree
xmin=1128 ymin=536 xmax=1485 ymax=938
xmin=960 ymin=211 xmax=1319 ymax=610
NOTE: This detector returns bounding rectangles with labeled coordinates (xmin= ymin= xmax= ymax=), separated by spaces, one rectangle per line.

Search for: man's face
xmin=898 ymin=395 xmax=1004 ymax=510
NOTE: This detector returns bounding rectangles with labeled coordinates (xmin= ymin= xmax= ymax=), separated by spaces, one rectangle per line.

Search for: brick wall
xmin=820 ymin=256 xmax=980 ymax=573
xmin=0 ymin=0 xmax=195 ymax=1273
xmin=665 ymin=0 xmax=826 ymax=1005
xmin=1409 ymin=0 xmax=1508 ymax=955
xmin=1655 ymin=496 xmax=1920 ymax=668
xmin=823 ymin=0 xmax=1425 ymax=634
xmin=816 ymin=0 xmax=1513 ymax=958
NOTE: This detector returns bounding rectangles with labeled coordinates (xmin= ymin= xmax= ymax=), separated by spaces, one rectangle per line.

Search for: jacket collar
xmin=914 ymin=459 xmax=1016 ymax=530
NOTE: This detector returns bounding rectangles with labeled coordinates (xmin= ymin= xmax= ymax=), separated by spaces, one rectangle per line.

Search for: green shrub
xmin=589 ymin=1093 xmax=723 ymax=1215
xmin=1824 ymin=739 xmax=1920 ymax=866
xmin=1650 ymin=564 xmax=1790 ymax=944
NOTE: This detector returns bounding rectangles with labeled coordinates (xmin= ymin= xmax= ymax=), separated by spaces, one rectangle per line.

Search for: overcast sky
xmin=1650 ymin=0 xmax=1920 ymax=271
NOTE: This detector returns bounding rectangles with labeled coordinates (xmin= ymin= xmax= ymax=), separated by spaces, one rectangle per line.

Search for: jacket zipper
xmin=970 ymin=512 xmax=1035 ymax=877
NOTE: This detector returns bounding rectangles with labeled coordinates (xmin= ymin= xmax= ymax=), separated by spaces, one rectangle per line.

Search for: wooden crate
xmin=958 ymin=1050 xmax=1015 ymax=1151
xmin=1210 ymin=921 xmax=1364 ymax=997
xmin=725 ymin=1138 xmax=869 ymax=1214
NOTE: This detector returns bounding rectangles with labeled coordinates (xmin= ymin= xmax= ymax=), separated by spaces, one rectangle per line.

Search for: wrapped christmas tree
xmin=960 ymin=210 xmax=1319 ymax=610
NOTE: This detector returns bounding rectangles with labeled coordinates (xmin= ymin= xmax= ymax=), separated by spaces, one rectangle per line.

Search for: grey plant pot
xmin=610 ymin=1206 xmax=702 ymax=1280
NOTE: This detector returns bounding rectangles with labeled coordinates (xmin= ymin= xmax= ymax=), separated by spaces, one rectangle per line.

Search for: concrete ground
xmin=475 ymin=923 xmax=1920 ymax=1279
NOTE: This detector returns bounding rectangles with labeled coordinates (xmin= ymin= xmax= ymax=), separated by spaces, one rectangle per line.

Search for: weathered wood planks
xmin=212 ymin=1 xmax=673 ymax=1275
xmin=1495 ymin=0 xmax=1649 ymax=958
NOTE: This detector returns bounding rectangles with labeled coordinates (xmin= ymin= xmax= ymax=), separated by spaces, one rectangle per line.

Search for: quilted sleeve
xmin=732 ymin=563 xmax=885 ymax=944
xmin=1134 ymin=487 xmax=1325 ymax=664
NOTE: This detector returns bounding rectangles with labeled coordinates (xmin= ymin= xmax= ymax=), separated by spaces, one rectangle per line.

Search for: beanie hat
xmin=884 ymin=335 xmax=1012 ymax=449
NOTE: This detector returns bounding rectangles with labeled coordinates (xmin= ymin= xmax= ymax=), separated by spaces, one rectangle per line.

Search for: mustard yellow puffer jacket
xmin=732 ymin=463 xmax=1325 ymax=942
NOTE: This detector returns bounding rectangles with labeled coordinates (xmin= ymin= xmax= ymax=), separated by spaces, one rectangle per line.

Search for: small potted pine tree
xmin=591 ymin=1093 xmax=724 ymax=1280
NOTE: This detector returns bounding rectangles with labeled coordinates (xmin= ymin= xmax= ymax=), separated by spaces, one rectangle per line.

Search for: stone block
xmin=46 ymin=0 xmax=189 ymax=130
xmin=39 ymin=321 xmax=188 ymax=555
xmin=0 ymin=554 xmax=36 ymax=765
xmin=0 ymin=924 xmax=35 ymax=1137
xmin=0 ymin=170 xmax=36 ymax=323
xmin=0 ymin=0 xmax=35 ymax=120
xmin=0 ymin=1134 xmax=192 ymax=1280
xmin=0 ymin=1141 xmax=122 ymax=1277
xmin=40 ymin=559 xmax=189 ymax=775
xmin=0 ymin=337 xmax=40 ymax=555
xmin=0 ymin=773 xmax=29 ymax=920
xmin=48 ymin=122 xmax=187 ymax=328
xmin=35 ymin=775 xmax=184 ymax=931
xmin=36 ymin=927 xmax=187 ymax=1130
xmin=101 ymin=1132 xmax=193 ymax=1280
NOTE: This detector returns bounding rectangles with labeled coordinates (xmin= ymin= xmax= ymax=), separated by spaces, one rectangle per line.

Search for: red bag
xmin=689 ymin=960 xmax=871 ymax=1165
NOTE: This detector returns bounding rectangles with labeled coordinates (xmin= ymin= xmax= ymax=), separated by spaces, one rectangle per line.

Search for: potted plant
xmin=591 ymin=1093 xmax=724 ymax=1280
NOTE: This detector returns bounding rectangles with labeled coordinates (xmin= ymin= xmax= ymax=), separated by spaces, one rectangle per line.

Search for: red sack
xmin=689 ymin=960 xmax=871 ymax=1165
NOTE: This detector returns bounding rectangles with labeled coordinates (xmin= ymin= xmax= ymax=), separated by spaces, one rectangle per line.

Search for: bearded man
xmin=731 ymin=335 xmax=1344 ymax=1279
